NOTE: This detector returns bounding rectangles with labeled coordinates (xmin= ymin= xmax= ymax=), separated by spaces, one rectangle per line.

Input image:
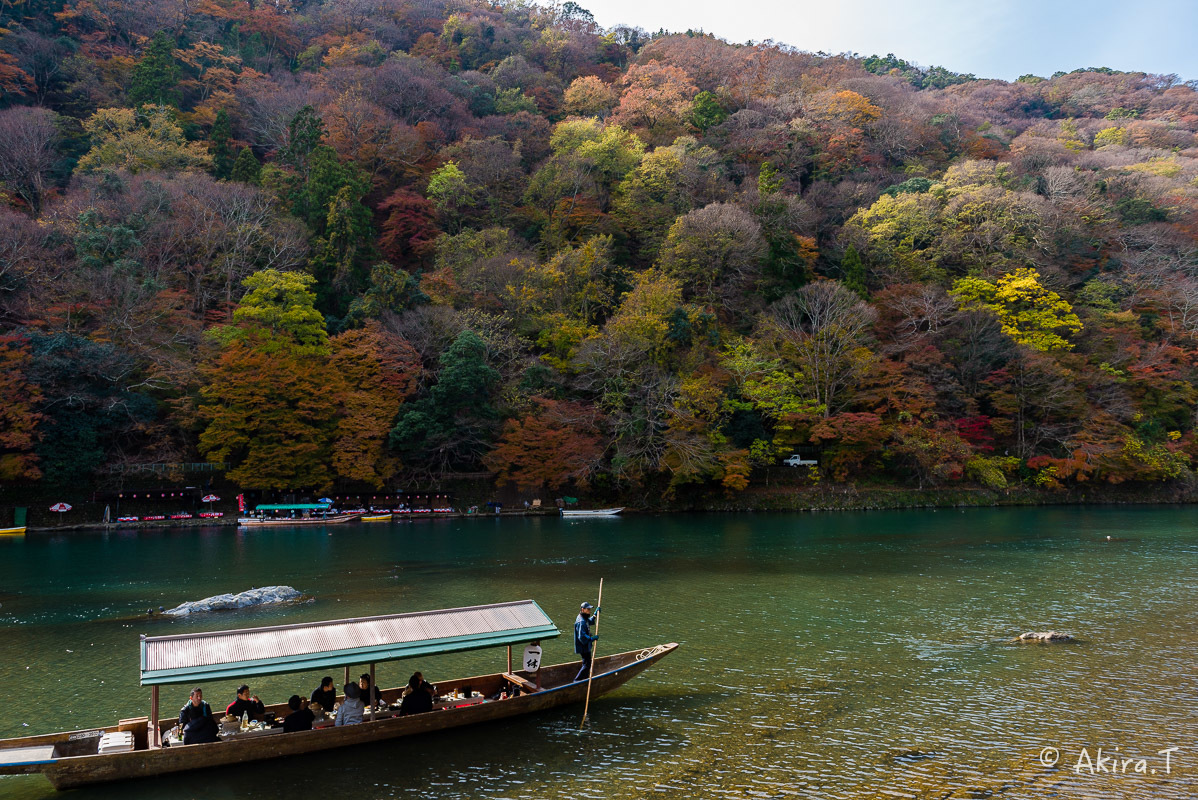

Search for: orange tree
xmin=483 ymin=398 xmax=605 ymax=491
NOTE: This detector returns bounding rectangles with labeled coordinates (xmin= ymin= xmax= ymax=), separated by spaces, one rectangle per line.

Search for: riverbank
xmin=13 ymin=478 xmax=1198 ymax=533
xmin=667 ymin=479 xmax=1198 ymax=513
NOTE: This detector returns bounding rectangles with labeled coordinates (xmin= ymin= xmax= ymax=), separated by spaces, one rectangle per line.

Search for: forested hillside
xmin=2 ymin=0 xmax=1198 ymax=500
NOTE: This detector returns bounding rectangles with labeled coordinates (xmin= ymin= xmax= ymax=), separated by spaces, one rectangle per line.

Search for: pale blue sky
xmin=580 ymin=0 xmax=1198 ymax=82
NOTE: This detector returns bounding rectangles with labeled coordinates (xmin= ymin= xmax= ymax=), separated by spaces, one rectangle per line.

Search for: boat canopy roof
xmin=254 ymin=503 xmax=331 ymax=511
xmin=140 ymin=600 xmax=560 ymax=686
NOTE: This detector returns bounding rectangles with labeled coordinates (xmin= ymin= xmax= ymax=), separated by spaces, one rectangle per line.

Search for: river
xmin=0 ymin=507 xmax=1195 ymax=799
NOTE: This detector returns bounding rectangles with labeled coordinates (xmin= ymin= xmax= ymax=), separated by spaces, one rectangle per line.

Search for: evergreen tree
xmin=280 ymin=105 xmax=326 ymax=177
xmin=390 ymin=330 xmax=500 ymax=475
xmin=690 ymin=90 xmax=727 ymax=131
xmin=128 ymin=32 xmax=180 ymax=107
xmin=210 ymin=109 xmax=234 ymax=179
xmin=310 ymin=185 xmax=375 ymax=312
xmin=841 ymin=245 xmax=868 ymax=299
xmin=230 ymin=146 xmax=262 ymax=185
xmin=754 ymin=162 xmax=809 ymax=296
xmin=343 ymin=263 xmax=428 ymax=329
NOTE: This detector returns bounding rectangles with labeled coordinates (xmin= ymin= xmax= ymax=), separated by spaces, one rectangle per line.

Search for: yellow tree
xmin=76 ymin=106 xmax=212 ymax=174
xmin=563 ymin=76 xmax=618 ymax=118
xmin=950 ymin=267 xmax=1082 ymax=351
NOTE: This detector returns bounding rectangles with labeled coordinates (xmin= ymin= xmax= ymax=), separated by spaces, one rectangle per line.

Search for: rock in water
xmin=1015 ymin=631 xmax=1073 ymax=643
xmin=164 ymin=586 xmax=304 ymax=616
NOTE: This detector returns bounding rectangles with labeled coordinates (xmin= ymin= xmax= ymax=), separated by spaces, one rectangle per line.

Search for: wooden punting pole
xmin=150 ymin=685 xmax=160 ymax=748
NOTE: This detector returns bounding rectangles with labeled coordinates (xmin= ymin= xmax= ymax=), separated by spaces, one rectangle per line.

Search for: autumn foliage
xmin=483 ymin=398 xmax=605 ymax=491
xmin=3 ymin=1 xmax=1198 ymax=502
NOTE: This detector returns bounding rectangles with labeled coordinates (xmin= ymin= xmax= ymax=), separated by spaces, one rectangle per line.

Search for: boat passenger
xmin=226 ymin=684 xmax=266 ymax=720
xmin=334 ymin=683 xmax=364 ymax=726
xmin=358 ymin=673 xmax=384 ymax=707
xmin=282 ymin=695 xmax=315 ymax=733
xmin=178 ymin=687 xmax=218 ymax=744
xmin=399 ymin=673 xmax=435 ymax=715
xmin=310 ymin=676 xmax=337 ymax=713
xmin=573 ymin=601 xmax=600 ymax=682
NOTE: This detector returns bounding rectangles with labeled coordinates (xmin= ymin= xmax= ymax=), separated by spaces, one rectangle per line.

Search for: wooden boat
xmin=237 ymin=514 xmax=358 ymax=526
xmin=561 ymin=507 xmax=624 ymax=517
xmin=0 ymin=526 xmax=25 ymax=537
xmin=237 ymin=503 xmax=359 ymax=527
xmin=360 ymin=513 xmax=392 ymax=522
xmin=0 ymin=600 xmax=676 ymax=791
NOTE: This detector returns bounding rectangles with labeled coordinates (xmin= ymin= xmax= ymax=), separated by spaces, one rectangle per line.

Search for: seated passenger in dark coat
xmin=358 ymin=673 xmax=384 ymax=707
xmin=282 ymin=695 xmax=315 ymax=733
xmin=178 ymin=687 xmax=218 ymax=744
xmin=226 ymin=684 xmax=266 ymax=720
xmin=399 ymin=672 xmax=434 ymax=715
xmin=310 ymin=676 xmax=337 ymax=713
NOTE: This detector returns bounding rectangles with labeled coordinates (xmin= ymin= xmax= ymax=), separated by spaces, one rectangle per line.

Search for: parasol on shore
xmin=201 ymin=494 xmax=220 ymax=503
xmin=50 ymin=502 xmax=72 ymax=513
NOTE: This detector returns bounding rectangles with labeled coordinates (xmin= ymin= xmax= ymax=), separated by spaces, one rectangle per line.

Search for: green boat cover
xmin=140 ymin=600 xmax=560 ymax=685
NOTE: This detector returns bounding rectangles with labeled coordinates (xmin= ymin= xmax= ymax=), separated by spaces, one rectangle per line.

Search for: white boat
xmin=560 ymin=508 xmax=624 ymax=517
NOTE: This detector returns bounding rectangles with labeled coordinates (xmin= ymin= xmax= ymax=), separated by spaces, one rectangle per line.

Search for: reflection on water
xmin=1 ymin=507 xmax=1196 ymax=799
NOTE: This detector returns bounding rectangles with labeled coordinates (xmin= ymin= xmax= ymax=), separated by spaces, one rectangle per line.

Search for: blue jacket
xmin=574 ymin=612 xmax=597 ymax=654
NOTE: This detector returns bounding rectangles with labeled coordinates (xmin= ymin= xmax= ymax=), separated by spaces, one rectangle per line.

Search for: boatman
xmin=573 ymin=601 xmax=600 ymax=682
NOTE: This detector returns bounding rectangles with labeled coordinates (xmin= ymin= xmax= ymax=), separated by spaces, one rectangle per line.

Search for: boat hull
xmin=561 ymin=508 xmax=624 ymax=517
xmin=1 ymin=644 xmax=677 ymax=790
xmin=0 ymin=526 xmax=25 ymax=537
xmin=236 ymin=514 xmax=359 ymax=527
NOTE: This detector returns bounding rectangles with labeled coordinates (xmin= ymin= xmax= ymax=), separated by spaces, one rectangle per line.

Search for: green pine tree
xmin=281 ymin=105 xmax=326 ymax=177
xmin=230 ymin=147 xmax=262 ymax=185
xmin=690 ymin=91 xmax=727 ymax=131
xmin=210 ymin=109 xmax=234 ymax=179
xmin=310 ymin=185 xmax=376 ymax=314
xmin=758 ymin=161 xmax=785 ymax=196
xmin=128 ymin=31 xmax=180 ymax=107
xmin=841 ymin=244 xmax=869 ymax=299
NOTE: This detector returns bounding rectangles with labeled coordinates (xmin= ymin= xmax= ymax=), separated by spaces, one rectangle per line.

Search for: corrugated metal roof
xmin=255 ymin=504 xmax=331 ymax=511
xmin=140 ymin=600 xmax=559 ymax=685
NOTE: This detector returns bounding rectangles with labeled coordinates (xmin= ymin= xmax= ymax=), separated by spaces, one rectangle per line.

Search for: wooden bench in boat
xmin=501 ymin=673 xmax=538 ymax=693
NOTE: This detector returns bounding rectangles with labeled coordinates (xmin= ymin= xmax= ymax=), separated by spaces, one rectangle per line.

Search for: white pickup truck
xmin=783 ymin=454 xmax=818 ymax=467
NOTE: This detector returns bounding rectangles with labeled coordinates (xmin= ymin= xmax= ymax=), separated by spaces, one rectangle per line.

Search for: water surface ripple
xmin=0 ymin=507 xmax=1194 ymax=799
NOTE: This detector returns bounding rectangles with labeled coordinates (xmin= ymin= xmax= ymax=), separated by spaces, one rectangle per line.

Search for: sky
xmin=578 ymin=0 xmax=1198 ymax=83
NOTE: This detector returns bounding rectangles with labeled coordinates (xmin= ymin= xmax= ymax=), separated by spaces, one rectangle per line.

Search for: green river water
xmin=0 ymin=507 xmax=1195 ymax=799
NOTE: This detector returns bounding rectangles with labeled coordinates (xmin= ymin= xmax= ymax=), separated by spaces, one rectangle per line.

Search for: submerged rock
xmin=164 ymin=586 xmax=304 ymax=616
xmin=1015 ymin=631 xmax=1074 ymax=643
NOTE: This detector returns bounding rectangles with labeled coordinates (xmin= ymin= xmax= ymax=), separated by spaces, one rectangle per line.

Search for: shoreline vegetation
xmin=14 ymin=480 xmax=1198 ymax=532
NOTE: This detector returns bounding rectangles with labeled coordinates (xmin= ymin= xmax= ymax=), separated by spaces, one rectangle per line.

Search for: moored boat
xmin=237 ymin=503 xmax=359 ymax=527
xmin=561 ymin=508 xmax=624 ymax=517
xmin=360 ymin=512 xmax=392 ymax=522
xmin=0 ymin=526 xmax=26 ymax=536
xmin=0 ymin=600 xmax=676 ymax=790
